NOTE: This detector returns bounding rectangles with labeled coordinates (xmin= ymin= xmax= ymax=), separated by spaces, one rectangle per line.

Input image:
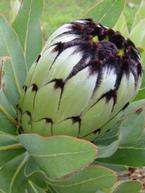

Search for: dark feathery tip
xmin=31 ymin=84 xmax=38 ymax=92
xmin=71 ymin=116 xmax=81 ymax=124
xmin=23 ymin=85 xmax=27 ymax=92
xmin=51 ymin=79 xmax=64 ymax=90
xmin=53 ymin=42 xmax=64 ymax=53
xmin=36 ymin=54 xmax=41 ymax=63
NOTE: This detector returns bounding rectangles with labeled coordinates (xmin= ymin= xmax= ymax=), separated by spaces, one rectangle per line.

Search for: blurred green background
xmin=0 ymin=0 xmax=141 ymax=40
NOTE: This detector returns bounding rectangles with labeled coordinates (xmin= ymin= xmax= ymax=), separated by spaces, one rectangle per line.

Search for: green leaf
xmin=49 ymin=165 xmax=117 ymax=193
xmin=0 ymin=133 xmax=24 ymax=168
xmin=96 ymin=107 xmax=145 ymax=167
xmin=24 ymin=157 xmax=43 ymax=177
xmin=124 ymin=1 xmax=140 ymax=31
xmin=27 ymin=182 xmax=46 ymax=193
xmin=0 ymin=15 xmax=27 ymax=92
xmin=1 ymin=59 xmax=19 ymax=107
xmin=95 ymin=117 xmax=120 ymax=146
xmin=132 ymin=0 xmax=145 ymax=29
xmin=24 ymin=157 xmax=48 ymax=190
xmin=0 ymin=144 xmax=48 ymax=193
xmin=0 ymin=153 xmax=28 ymax=193
xmin=84 ymin=0 xmax=125 ymax=28
xmin=135 ymin=50 xmax=145 ymax=101
xmin=0 ymin=113 xmax=16 ymax=134
xmin=97 ymin=141 xmax=119 ymax=158
xmin=130 ymin=19 xmax=145 ymax=48
xmin=101 ymin=145 xmax=145 ymax=167
xmin=95 ymin=161 xmax=127 ymax=174
xmin=135 ymin=87 xmax=145 ymax=101
xmin=113 ymin=13 xmax=129 ymax=37
xmin=112 ymin=181 xmax=142 ymax=193
xmin=119 ymin=110 xmax=144 ymax=146
xmin=0 ymin=15 xmax=27 ymax=133
xmin=13 ymin=0 xmax=43 ymax=68
xmin=124 ymin=99 xmax=145 ymax=115
xmin=18 ymin=134 xmax=98 ymax=178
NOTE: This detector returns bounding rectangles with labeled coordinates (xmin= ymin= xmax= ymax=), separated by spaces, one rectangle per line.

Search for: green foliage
xmin=97 ymin=100 xmax=145 ymax=167
xmin=84 ymin=0 xmax=125 ymax=28
xmin=18 ymin=134 xmax=98 ymax=178
xmin=13 ymin=0 xmax=43 ymax=68
xmin=0 ymin=0 xmax=145 ymax=192
xmin=48 ymin=165 xmax=117 ymax=193
xmin=112 ymin=181 xmax=142 ymax=193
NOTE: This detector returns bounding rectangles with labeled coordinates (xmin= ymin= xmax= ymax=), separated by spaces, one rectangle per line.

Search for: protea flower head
xmin=18 ymin=19 xmax=143 ymax=141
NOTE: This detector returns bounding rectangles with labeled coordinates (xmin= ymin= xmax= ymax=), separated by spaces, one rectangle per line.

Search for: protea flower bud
xmin=18 ymin=19 xmax=143 ymax=141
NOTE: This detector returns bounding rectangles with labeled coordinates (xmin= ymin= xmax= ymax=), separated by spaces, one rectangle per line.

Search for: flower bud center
xmin=96 ymin=41 xmax=118 ymax=60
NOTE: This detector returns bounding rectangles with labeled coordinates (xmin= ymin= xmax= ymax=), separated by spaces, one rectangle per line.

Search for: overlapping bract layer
xmin=18 ymin=19 xmax=142 ymax=141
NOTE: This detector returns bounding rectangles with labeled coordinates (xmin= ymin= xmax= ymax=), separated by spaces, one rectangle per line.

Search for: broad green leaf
xmin=24 ymin=157 xmax=48 ymax=190
xmin=0 ymin=153 xmax=28 ymax=193
xmin=0 ymin=133 xmax=24 ymax=168
xmin=49 ymin=165 xmax=117 ymax=193
xmin=10 ymin=0 xmax=21 ymax=22
xmin=0 ymin=113 xmax=16 ymax=134
xmin=98 ymin=132 xmax=145 ymax=167
xmin=119 ymin=110 xmax=144 ymax=146
xmin=0 ymin=15 xmax=27 ymax=134
xmin=140 ymin=47 xmax=145 ymax=65
xmin=1 ymin=59 xmax=19 ymax=107
xmin=0 ymin=90 xmax=16 ymax=117
xmin=46 ymin=186 xmax=56 ymax=193
xmin=97 ymin=141 xmax=119 ymax=158
xmin=130 ymin=19 xmax=145 ymax=48
xmin=0 ymin=149 xmax=48 ymax=193
xmin=84 ymin=0 xmax=125 ymax=28
xmin=134 ymin=87 xmax=145 ymax=101
xmin=95 ymin=118 xmax=120 ymax=146
xmin=96 ymin=108 xmax=145 ymax=167
xmin=13 ymin=0 xmax=31 ymax=47
xmin=132 ymin=0 xmax=145 ymax=29
xmin=27 ymin=182 xmax=46 ymax=193
xmin=13 ymin=0 xmax=43 ymax=68
xmin=0 ymin=15 xmax=27 ymax=91
xmin=112 ymin=181 xmax=142 ymax=193
xmin=95 ymin=100 xmax=145 ymax=162
xmin=95 ymin=161 xmax=127 ymax=173
xmin=19 ymin=134 xmax=98 ymax=178
xmin=24 ymin=157 xmax=43 ymax=177
xmin=113 ymin=13 xmax=129 ymax=37
xmin=0 ymin=15 xmax=26 ymax=133
xmin=124 ymin=99 xmax=145 ymax=115
xmin=135 ymin=51 xmax=145 ymax=100
xmin=97 ymin=147 xmax=145 ymax=167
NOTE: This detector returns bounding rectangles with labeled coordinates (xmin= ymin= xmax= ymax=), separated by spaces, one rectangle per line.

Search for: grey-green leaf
xmin=0 ymin=133 xmax=24 ymax=168
xmin=132 ymin=0 xmax=145 ymax=29
xmin=13 ymin=0 xmax=43 ymax=68
xmin=0 ymin=153 xmax=28 ymax=193
xmin=119 ymin=110 xmax=145 ymax=146
xmin=97 ymin=141 xmax=119 ymax=158
xmin=96 ymin=106 xmax=145 ymax=167
xmin=130 ymin=19 xmax=145 ymax=48
xmin=112 ymin=181 xmax=142 ymax=193
xmin=49 ymin=165 xmax=117 ymax=193
xmin=0 ymin=15 xmax=27 ymax=91
xmin=0 ymin=15 xmax=27 ymax=133
xmin=84 ymin=0 xmax=125 ymax=28
xmin=18 ymin=134 xmax=98 ymax=178
xmin=113 ymin=13 xmax=129 ymax=37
